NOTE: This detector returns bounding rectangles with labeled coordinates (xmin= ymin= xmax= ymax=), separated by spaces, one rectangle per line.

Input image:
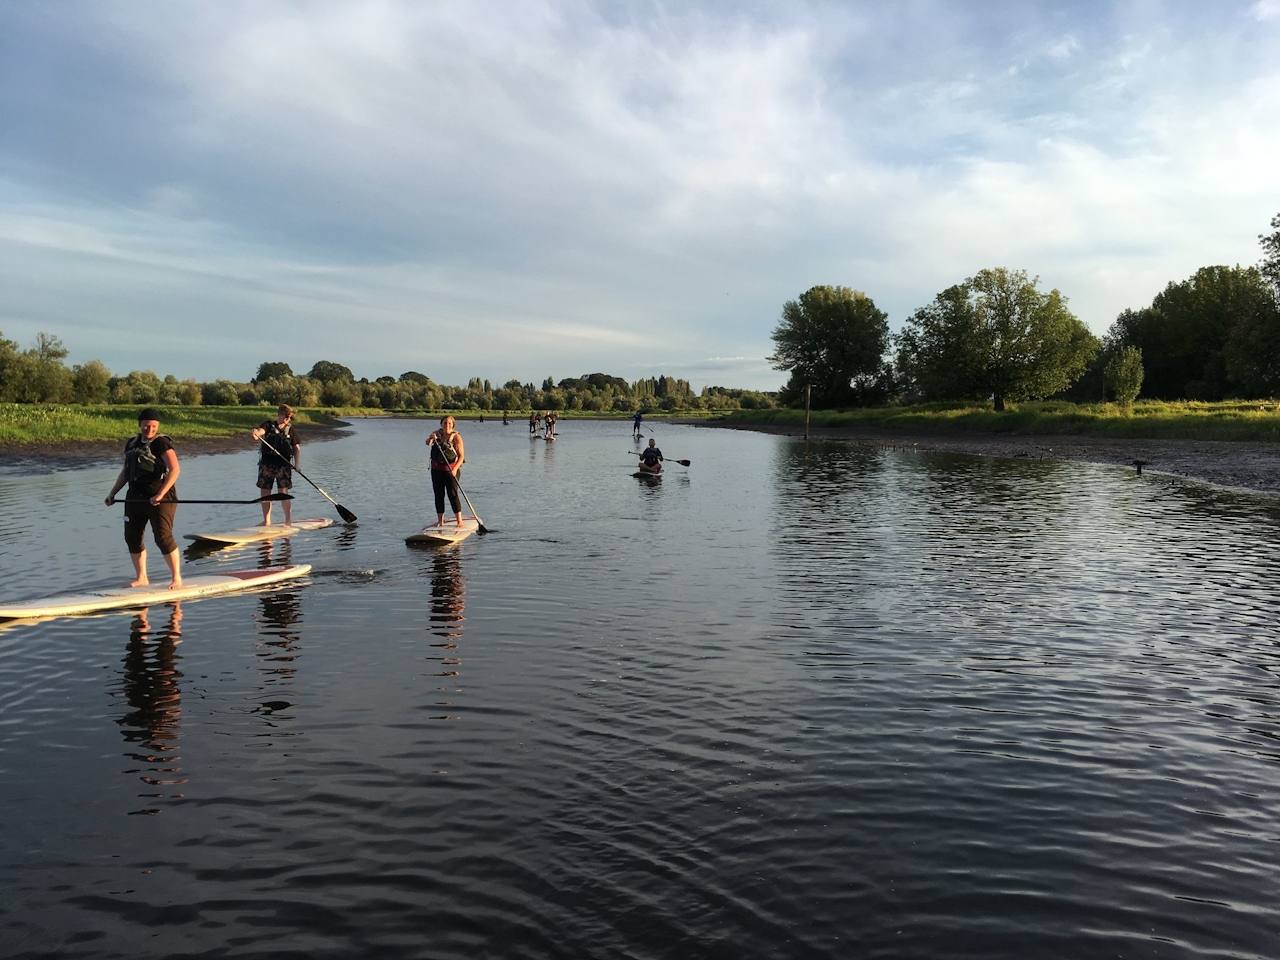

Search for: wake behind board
xmin=406 ymin=517 xmax=480 ymax=545
xmin=184 ymin=518 xmax=333 ymax=545
xmin=0 ymin=565 xmax=312 ymax=620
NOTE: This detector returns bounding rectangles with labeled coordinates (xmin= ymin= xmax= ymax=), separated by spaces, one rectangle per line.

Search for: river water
xmin=1 ymin=418 xmax=1279 ymax=959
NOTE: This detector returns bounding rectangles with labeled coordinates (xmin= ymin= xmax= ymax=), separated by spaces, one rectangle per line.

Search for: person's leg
xmin=280 ymin=486 xmax=292 ymax=524
xmin=432 ymin=470 xmax=447 ymax=526
xmin=124 ymin=510 xmax=148 ymax=586
xmin=152 ymin=502 xmax=182 ymax=588
xmin=446 ymin=472 xmax=462 ymax=523
xmin=129 ymin=548 xmax=148 ymax=587
xmin=259 ymin=487 xmax=273 ymax=524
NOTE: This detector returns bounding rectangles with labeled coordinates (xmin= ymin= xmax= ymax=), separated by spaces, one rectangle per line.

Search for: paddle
xmin=257 ymin=436 xmax=358 ymax=523
xmin=454 ymin=479 xmax=491 ymax=535
xmin=111 ymin=494 xmax=294 ymax=505
xmin=627 ymin=451 xmax=691 ymax=466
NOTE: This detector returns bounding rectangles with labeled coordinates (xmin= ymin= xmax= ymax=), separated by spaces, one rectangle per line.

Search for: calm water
xmin=2 ymin=418 xmax=1279 ymax=959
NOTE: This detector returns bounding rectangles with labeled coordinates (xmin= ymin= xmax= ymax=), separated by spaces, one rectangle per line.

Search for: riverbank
xmin=701 ymin=421 xmax=1280 ymax=495
xmin=0 ymin=419 xmax=351 ymax=474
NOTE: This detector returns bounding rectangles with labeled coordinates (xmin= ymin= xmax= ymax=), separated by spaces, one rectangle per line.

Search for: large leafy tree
xmin=1261 ymin=212 xmax=1280 ymax=296
xmin=308 ymin=360 xmax=355 ymax=383
xmin=1107 ymin=265 xmax=1276 ymax=399
xmin=253 ymin=361 xmax=292 ymax=383
xmin=896 ymin=268 xmax=1097 ymax=410
xmin=768 ymin=285 xmax=889 ymax=408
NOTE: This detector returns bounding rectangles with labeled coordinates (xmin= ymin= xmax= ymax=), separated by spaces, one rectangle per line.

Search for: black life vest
xmin=125 ymin=434 xmax=171 ymax=485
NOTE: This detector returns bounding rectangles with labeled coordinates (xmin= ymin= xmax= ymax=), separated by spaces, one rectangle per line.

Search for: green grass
xmin=0 ymin=405 xmax=343 ymax=445
xmin=718 ymin=399 xmax=1280 ymax=442
xmin=0 ymin=404 xmax=723 ymax=446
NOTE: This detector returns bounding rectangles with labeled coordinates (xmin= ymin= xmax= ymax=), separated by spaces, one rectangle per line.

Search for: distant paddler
xmin=427 ymin=414 xmax=466 ymax=527
xmin=251 ymin=404 xmax=300 ymax=526
xmin=632 ymin=411 xmax=643 ymax=438
xmin=104 ymin=407 xmax=182 ymax=589
xmin=636 ymin=438 xmax=664 ymax=475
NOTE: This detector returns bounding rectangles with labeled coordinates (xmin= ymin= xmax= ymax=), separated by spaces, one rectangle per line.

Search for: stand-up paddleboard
xmin=406 ymin=517 xmax=480 ymax=545
xmin=184 ymin=518 xmax=333 ymax=545
xmin=0 ymin=565 xmax=312 ymax=620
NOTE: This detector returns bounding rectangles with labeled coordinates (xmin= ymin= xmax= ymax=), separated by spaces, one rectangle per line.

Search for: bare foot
xmin=256 ymin=520 xmax=272 ymax=526
xmin=128 ymin=577 xmax=149 ymax=588
xmin=168 ymin=578 xmax=183 ymax=590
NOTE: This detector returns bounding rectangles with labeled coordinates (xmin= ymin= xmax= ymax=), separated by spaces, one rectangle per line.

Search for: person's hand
xmin=149 ymin=495 xmax=160 ymax=506
xmin=105 ymin=494 xmax=116 ymax=505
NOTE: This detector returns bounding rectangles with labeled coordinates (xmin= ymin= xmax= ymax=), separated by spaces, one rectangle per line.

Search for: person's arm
xmin=451 ymin=433 xmax=465 ymax=474
xmin=105 ymin=463 xmax=128 ymax=504
xmin=291 ymin=429 xmax=301 ymax=468
xmin=151 ymin=448 xmax=180 ymax=505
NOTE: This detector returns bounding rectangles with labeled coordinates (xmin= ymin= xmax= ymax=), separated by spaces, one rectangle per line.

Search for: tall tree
xmin=254 ymin=361 xmax=293 ymax=383
xmin=1108 ymin=265 xmax=1276 ymax=399
xmin=308 ymin=360 xmax=355 ymax=383
xmin=769 ymin=285 xmax=889 ymax=408
xmin=1261 ymin=212 xmax=1280 ymax=296
xmin=896 ymin=268 xmax=1097 ymax=410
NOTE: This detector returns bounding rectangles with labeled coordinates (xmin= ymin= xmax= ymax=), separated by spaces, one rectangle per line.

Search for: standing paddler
xmin=104 ymin=407 xmax=182 ymax=589
xmin=426 ymin=415 xmax=466 ymax=527
xmin=251 ymin=404 xmax=300 ymax=526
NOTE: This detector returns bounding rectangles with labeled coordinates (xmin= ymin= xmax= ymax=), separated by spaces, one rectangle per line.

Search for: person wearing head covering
xmin=104 ymin=407 xmax=182 ymax=588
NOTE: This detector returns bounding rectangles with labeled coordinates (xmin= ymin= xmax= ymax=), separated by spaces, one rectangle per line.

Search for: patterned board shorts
xmin=257 ymin=463 xmax=293 ymax=490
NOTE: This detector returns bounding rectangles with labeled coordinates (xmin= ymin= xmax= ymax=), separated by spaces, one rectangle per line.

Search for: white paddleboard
xmin=184 ymin=518 xmax=333 ymax=545
xmin=0 ymin=565 xmax=313 ymax=619
xmin=406 ymin=517 xmax=480 ymax=545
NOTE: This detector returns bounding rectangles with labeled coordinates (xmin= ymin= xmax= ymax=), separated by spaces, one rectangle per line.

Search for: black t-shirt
xmin=125 ymin=434 xmax=177 ymax=499
xmin=640 ymin=446 xmax=663 ymax=466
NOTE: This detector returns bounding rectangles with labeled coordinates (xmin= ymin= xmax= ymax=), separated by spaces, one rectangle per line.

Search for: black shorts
xmin=124 ymin=498 xmax=178 ymax=555
xmin=257 ymin=463 xmax=293 ymax=490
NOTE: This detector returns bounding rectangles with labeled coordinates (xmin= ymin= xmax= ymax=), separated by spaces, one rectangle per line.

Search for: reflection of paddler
xmin=429 ymin=551 xmax=466 ymax=644
xmin=117 ymin=602 xmax=186 ymax=812
xmin=636 ymin=438 xmax=664 ymax=474
xmin=104 ymin=407 xmax=182 ymax=589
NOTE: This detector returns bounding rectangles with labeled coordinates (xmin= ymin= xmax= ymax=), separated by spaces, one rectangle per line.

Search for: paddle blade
xmin=674 ymin=459 xmax=691 ymax=466
xmin=336 ymin=503 xmax=358 ymax=523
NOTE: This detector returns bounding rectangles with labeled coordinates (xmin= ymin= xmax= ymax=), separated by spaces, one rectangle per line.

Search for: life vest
xmin=430 ymin=431 xmax=459 ymax=466
xmin=125 ymin=434 xmax=171 ymax=485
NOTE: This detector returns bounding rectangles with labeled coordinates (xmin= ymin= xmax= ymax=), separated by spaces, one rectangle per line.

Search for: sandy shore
xmin=699 ymin=421 xmax=1280 ymax=495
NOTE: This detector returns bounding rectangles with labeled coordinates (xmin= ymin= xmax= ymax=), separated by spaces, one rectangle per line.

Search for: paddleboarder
xmin=632 ymin=411 xmax=643 ymax=438
xmin=251 ymin=404 xmax=300 ymax=526
xmin=427 ymin=414 xmax=466 ymax=527
xmin=104 ymin=407 xmax=182 ymax=589
xmin=637 ymin=438 xmax=664 ymax=474
xmin=528 ymin=411 xmax=540 ymax=435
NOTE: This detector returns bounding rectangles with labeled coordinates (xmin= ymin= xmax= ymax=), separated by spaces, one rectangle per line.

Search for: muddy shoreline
xmin=699 ymin=421 xmax=1280 ymax=495
xmin=0 ymin=422 xmax=352 ymax=475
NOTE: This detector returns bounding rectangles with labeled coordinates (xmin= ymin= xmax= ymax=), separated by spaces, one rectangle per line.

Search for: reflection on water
xmin=113 ymin=602 xmax=185 ymax=816
xmin=423 ymin=550 xmax=466 ymax=726
xmin=6 ymin=420 xmax=1280 ymax=958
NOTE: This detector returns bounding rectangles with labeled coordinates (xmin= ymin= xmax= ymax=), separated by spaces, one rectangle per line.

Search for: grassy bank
xmin=0 ymin=405 xmax=718 ymax=446
xmin=0 ymin=404 xmax=347 ymax=445
xmin=718 ymin=399 xmax=1280 ymax=442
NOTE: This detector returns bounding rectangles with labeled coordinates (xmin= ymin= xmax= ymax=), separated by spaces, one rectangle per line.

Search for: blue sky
xmin=1 ymin=0 xmax=1277 ymax=390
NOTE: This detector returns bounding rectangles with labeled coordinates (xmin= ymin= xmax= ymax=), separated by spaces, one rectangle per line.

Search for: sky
xmin=1 ymin=1 xmax=1277 ymax=392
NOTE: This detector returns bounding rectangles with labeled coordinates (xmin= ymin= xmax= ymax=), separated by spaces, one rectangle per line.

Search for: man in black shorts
xmin=252 ymin=404 xmax=301 ymax=525
xmin=104 ymin=407 xmax=182 ymax=588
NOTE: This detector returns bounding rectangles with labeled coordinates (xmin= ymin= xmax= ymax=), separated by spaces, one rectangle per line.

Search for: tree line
xmin=0 ymin=346 xmax=777 ymax=413
xmin=771 ymin=211 xmax=1280 ymax=408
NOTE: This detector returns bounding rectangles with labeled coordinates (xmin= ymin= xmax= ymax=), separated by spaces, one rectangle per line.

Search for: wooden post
xmin=805 ymin=384 xmax=811 ymax=441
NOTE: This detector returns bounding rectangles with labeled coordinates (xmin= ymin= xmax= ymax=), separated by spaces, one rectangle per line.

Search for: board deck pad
xmin=406 ymin=517 xmax=480 ymax=545
xmin=0 ymin=564 xmax=313 ymax=619
xmin=184 ymin=518 xmax=333 ymax=545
